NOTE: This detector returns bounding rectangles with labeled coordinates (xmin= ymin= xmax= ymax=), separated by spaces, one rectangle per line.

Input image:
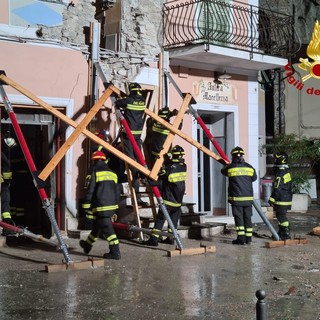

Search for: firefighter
xmin=269 ymin=151 xmax=292 ymax=240
xmin=1 ymin=137 xmax=16 ymax=235
xmin=8 ymin=138 xmax=30 ymax=226
xmin=79 ymin=150 xmax=122 ymax=260
xmin=80 ymin=129 xmax=112 ymax=230
xmin=148 ymin=107 xmax=178 ymax=168
xmin=221 ymin=146 xmax=257 ymax=245
xmin=143 ymin=145 xmax=187 ymax=246
xmin=114 ymin=82 xmax=148 ymax=206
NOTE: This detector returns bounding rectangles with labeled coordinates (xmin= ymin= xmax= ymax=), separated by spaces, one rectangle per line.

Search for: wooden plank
xmin=39 ymin=88 xmax=112 ymax=181
xmin=45 ymin=258 xmax=105 ymax=272
xmin=200 ymin=243 xmax=217 ymax=253
xmin=91 ymin=258 xmax=105 ymax=268
xmin=0 ymin=75 xmax=151 ymax=179
xmin=149 ymin=94 xmax=192 ymax=180
xmin=145 ymin=108 xmax=224 ymax=164
xmin=66 ymin=260 xmax=93 ymax=270
xmin=312 ymin=226 xmax=320 ymax=235
xmin=167 ymin=244 xmax=216 ymax=257
xmin=0 ymin=237 xmax=6 ymax=247
xmin=265 ymin=238 xmax=309 ymax=248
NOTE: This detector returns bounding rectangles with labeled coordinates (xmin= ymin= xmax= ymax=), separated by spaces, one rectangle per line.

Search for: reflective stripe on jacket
xmin=115 ymin=94 xmax=146 ymax=136
xmin=269 ymin=165 xmax=292 ymax=207
xmin=160 ymin=159 xmax=187 ymax=207
xmin=82 ymin=160 xmax=120 ymax=216
xmin=221 ymin=160 xmax=257 ymax=206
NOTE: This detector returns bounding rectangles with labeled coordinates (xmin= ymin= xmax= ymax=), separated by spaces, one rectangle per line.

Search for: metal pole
xmin=256 ymin=289 xmax=268 ymax=320
xmin=0 ymin=221 xmax=58 ymax=247
xmin=253 ymin=199 xmax=280 ymax=241
xmin=115 ymin=109 xmax=183 ymax=250
xmin=0 ymin=83 xmax=72 ymax=264
xmin=112 ymin=222 xmax=174 ymax=238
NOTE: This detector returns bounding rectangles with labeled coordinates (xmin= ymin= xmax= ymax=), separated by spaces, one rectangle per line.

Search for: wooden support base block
xmin=0 ymin=236 xmax=6 ymax=247
xmin=45 ymin=257 xmax=105 ymax=272
xmin=265 ymin=238 xmax=309 ymax=248
xmin=312 ymin=226 xmax=320 ymax=236
xmin=167 ymin=243 xmax=216 ymax=257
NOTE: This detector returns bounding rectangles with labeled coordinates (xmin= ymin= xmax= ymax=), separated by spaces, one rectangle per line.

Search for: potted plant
xmin=260 ymin=133 xmax=320 ymax=211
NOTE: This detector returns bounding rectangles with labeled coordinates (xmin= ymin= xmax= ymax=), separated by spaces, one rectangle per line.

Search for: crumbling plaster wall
xmin=41 ymin=0 xmax=163 ymax=89
xmin=42 ymin=0 xmax=95 ymax=45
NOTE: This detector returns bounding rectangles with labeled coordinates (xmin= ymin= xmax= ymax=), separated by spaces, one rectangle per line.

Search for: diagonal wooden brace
xmin=39 ymin=87 xmax=113 ymax=181
xmin=145 ymin=108 xmax=225 ymax=165
xmin=0 ymin=75 xmax=151 ymax=180
xmin=148 ymin=93 xmax=191 ymax=180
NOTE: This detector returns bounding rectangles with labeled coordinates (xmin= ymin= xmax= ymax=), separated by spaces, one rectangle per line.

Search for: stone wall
xmin=40 ymin=0 xmax=163 ymax=88
xmin=260 ymin=0 xmax=320 ymax=45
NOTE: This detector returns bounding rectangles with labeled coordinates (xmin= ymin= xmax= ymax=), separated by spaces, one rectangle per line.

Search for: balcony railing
xmin=163 ymin=0 xmax=298 ymax=59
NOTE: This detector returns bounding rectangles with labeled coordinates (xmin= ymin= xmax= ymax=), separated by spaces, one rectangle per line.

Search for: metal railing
xmin=163 ymin=0 xmax=298 ymax=59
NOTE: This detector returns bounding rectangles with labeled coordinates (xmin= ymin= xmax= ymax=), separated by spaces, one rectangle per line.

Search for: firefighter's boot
xmin=232 ymin=235 xmax=246 ymax=245
xmin=79 ymin=240 xmax=92 ymax=254
xmin=142 ymin=235 xmax=159 ymax=246
xmin=1 ymin=218 xmax=16 ymax=236
xmin=160 ymin=237 xmax=174 ymax=245
xmin=278 ymin=225 xmax=291 ymax=240
xmin=103 ymin=244 xmax=121 ymax=260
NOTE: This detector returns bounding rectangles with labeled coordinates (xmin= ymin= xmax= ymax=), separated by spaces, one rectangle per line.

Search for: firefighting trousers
xmin=1 ymin=182 xmax=11 ymax=217
xmin=231 ymin=205 xmax=253 ymax=237
xmin=90 ymin=214 xmax=116 ymax=241
xmin=273 ymin=205 xmax=289 ymax=224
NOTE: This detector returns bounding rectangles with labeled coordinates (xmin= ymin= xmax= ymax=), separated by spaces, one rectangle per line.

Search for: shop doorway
xmin=195 ymin=108 xmax=236 ymax=216
xmin=1 ymin=108 xmax=64 ymax=237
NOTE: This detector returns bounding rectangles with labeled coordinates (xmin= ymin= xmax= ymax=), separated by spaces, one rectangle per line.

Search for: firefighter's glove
xmin=146 ymin=178 xmax=158 ymax=187
xmin=171 ymin=109 xmax=178 ymax=116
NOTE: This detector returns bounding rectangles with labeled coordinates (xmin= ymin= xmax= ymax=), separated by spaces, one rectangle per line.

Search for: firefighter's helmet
xmin=94 ymin=129 xmax=109 ymax=141
xmin=4 ymin=137 xmax=16 ymax=148
xmin=91 ymin=150 xmax=107 ymax=161
xmin=231 ymin=146 xmax=245 ymax=158
xmin=274 ymin=151 xmax=288 ymax=165
xmin=129 ymin=82 xmax=142 ymax=94
xmin=171 ymin=145 xmax=185 ymax=159
xmin=158 ymin=107 xmax=171 ymax=119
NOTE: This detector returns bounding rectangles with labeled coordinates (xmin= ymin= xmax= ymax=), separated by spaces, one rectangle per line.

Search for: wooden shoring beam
xmin=0 ymin=74 xmax=151 ymax=180
xmin=148 ymin=93 xmax=191 ymax=180
xmin=40 ymin=87 xmax=113 ymax=181
xmin=145 ymin=108 xmax=225 ymax=166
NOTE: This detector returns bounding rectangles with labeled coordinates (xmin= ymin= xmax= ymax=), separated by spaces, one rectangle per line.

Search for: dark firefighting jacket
xmin=160 ymin=158 xmax=187 ymax=208
xmin=150 ymin=120 xmax=170 ymax=157
xmin=269 ymin=165 xmax=292 ymax=207
xmin=82 ymin=160 xmax=120 ymax=217
xmin=115 ymin=94 xmax=146 ymax=137
xmin=1 ymin=152 xmax=12 ymax=185
xmin=221 ymin=159 xmax=257 ymax=206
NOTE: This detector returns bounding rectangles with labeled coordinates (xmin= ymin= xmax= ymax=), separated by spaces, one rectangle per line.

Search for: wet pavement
xmin=1 ymin=208 xmax=320 ymax=320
